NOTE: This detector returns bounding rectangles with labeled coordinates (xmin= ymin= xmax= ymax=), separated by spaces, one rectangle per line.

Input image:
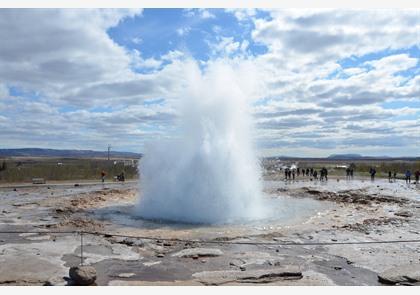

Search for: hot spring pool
xmin=91 ymin=191 xmax=333 ymax=239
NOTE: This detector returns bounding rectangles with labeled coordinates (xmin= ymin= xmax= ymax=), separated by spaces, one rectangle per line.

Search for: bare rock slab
xmin=117 ymin=273 xmax=136 ymax=278
xmin=193 ymin=266 xmax=302 ymax=285
xmin=172 ymin=248 xmax=223 ymax=258
xmin=69 ymin=266 xmax=97 ymax=286
xmin=378 ymin=264 xmax=420 ymax=285
xmin=394 ymin=211 xmax=413 ymax=218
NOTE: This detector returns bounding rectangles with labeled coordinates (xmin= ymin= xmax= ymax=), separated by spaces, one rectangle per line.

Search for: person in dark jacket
xmin=101 ymin=170 xmax=106 ymax=183
xmin=405 ymin=170 xmax=412 ymax=184
xmin=313 ymin=170 xmax=318 ymax=180
xmin=369 ymin=167 xmax=376 ymax=181
xmin=415 ymin=170 xmax=420 ymax=184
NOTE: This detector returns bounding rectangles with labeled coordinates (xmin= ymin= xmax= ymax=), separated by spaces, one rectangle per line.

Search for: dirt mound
xmin=297 ymin=188 xmax=409 ymax=205
xmin=341 ymin=217 xmax=406 ymax=232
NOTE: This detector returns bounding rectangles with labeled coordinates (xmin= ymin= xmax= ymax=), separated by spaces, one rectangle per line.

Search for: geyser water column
xmin=136 ymin=60 xmax=264 ymax=224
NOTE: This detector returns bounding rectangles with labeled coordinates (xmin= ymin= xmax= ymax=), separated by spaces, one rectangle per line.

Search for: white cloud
xmin=176 ymin=26 xmax=191 ymax=36
xmin=161 ymin=50 xmax=184 ymax=61
xmin=1 ymin=8 xmax=418 ymax=156
xmin=200 ymin=9 xmax=215 ymax=19
xmin=226 ymin=8 xmax=257 ymax=22
xmin=250 ymin=31 xmax=419 ymax=155
xmin=184 ymin=8 xmax=216 ymax=20
xmin=252 ymin=10 xmax=419 ymax=64
xmin=132 ymin=37 xmax=142 ymax=44
xmin=210 ymin=37 xmax=242 ymax=56
xmin=365 ymin=54 xmax=418 ymax=73
xmin=0 ymin=84 xmax=8 ymax=98
xmin=0 ymin=9 xmax=143 ymax=106
xmin=130 ymin=49 xmax=163 ymax=70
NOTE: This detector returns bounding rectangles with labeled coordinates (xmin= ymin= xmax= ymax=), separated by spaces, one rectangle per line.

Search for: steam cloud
xmin=135 ymin=60 xmax=264 ymax=224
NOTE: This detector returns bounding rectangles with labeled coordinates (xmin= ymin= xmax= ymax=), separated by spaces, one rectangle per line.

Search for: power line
xmin=1 ymin=230 xmax=420 ymax=246
xmin=107 ymin=144 xmax=111 ymax=161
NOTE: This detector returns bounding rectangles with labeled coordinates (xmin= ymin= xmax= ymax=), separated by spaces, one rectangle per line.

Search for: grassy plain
xmin=0 ymin=157 xmax=139 ymax=183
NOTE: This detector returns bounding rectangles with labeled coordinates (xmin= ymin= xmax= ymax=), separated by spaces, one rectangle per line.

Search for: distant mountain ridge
xmin=0 ymin=148 xmax=142 ymax=159
xmin=266 ymin=154 xmax=418 ymax=160
xmin=327 ymin=154 xmax=363 ymax=159
xmin=327 ymin=154 xmax=393 ymax=159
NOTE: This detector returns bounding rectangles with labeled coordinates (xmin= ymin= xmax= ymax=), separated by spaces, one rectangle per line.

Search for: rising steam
xmin=135 ymin=60 xmax=264 ymax=224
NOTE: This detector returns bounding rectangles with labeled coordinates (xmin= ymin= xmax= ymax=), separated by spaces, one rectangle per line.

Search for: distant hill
xmin=265 ymin=154 xmax=418 ymax=161
xmin=0 ymin=148 xmax=142 ymax=159
xmin=327 ymin=154 xmax=397 ymax=160
xmin=327 ymin=154 xmax=363 ymax=159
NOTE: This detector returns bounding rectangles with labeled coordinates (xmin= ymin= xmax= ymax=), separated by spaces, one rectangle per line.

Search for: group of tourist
xmin=284 ymin=167 xmax=329 ymax=182
xmin=365 ymin=167 xmax=420 ymax=184
xmin=283 ymin=164 xmax=420 ymax=185
xmin=345 ymin=167 xmax=355 ymax=179
xmin=386 ymin=169 xmax=420 ymax=184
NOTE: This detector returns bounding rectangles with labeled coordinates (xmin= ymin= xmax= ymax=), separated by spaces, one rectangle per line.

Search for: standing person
xmin=369 ymin=167 xmax=376 ymax=181
xmin=349 ymin=163 xmax=355 ymax=180
xmin=306 ymin=168 xmax=309 ymax=176
xmin=405 ymin=170 xmax=411 ymax=184
xmin=322 ymin=168 xmax=327 ymax=181
xmin=101 ymin=170 xmax=106 ymax=183
xmin=388 ymin=171 xmax=392 ymax=182
xmin=313 ymin=170 xmax=318 ymax=180
xmin=118 ymin=171 xmax=125 ymax=182
xmin=292 ymin=170 xmax=295 ymax=181
xmin=310 ymin=168 xmax=313 ymax=176
xmin=393 ymin=171 xmax=397 ymax=181
xmin=324 ymin=167 xmax=328 ymax=181
xmin=415 ymin=170 xmax=420 ymax=184
xmin=288 ymin=169 xmax=292 ymax=180
xmin=297 ymin=168 xmax=300 ymax=177
xmin=284 ymin=168 xmax=288 ymax=180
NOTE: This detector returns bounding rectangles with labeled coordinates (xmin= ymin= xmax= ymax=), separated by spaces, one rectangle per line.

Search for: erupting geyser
xmin=136 ymin=60 xmax=264 ymax=224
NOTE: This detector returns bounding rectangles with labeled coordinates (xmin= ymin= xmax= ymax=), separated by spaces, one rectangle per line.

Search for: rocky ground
xmin=0 ymin=177 xmax=419 ymax=286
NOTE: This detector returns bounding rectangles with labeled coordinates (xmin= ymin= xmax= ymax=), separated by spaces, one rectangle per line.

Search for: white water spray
xmin=135 ymin=60 xmax=264 ymax=224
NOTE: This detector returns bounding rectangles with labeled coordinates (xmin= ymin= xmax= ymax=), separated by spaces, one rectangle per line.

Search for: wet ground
xmin=0 ymin=177 xmax=419 ymax=285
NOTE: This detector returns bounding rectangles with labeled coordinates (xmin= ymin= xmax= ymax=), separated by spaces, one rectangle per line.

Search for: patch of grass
xmin=0 ymin=157 xmax=139 ymax=183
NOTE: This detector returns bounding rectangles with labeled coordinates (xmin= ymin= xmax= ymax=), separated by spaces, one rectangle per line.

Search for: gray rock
xmin=378 ymin=264 xmax=420 ymax=285
xmin=113 ymin=237 xmax=144 ymax=247
xmin=193 ymin=266 xmax=302 ymax=285
xmin=394 ymin=211 xmax=413 ymax=218
xmin=69 ymin=266 xmax=97 ymax=286
xmin=172 ymin=248 xmax=224 ymax=258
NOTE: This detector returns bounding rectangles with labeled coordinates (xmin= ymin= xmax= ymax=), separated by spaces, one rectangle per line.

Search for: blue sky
xmin=0 ymin=8 xmax=419 ymax=157
xmin=108 ymin=9 xmax=269 ymax=63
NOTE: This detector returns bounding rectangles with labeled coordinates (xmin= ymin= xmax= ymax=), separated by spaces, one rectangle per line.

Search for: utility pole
xmin=107 ymin=144 xmax=111 ymax=161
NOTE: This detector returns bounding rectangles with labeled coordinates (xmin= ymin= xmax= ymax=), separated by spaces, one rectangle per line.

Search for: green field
xmin=0 ymin=157 xmax=139 ymax=183
xmin=1 ymin=156 xmax=419 ymax=183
